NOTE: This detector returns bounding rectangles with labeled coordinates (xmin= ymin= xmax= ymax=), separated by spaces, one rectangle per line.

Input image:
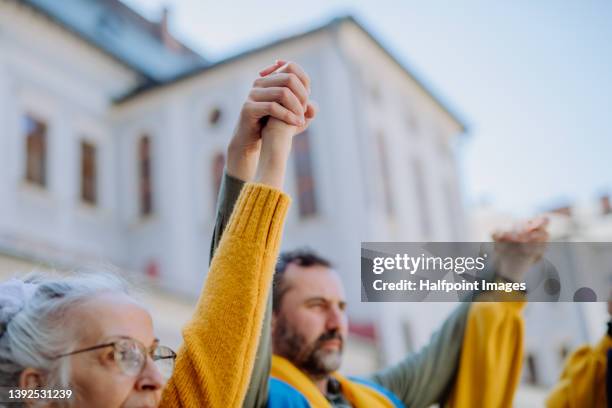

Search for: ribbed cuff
xmin=226 ymin=183 xmax=291 ymax=248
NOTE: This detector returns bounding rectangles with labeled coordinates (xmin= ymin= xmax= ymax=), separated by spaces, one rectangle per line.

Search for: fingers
xmin=249 ymin=87 xmax=304 ymax=119
xmin=526 ymin=216 xmax=549 ymax=231
xmin=252 ymin=60 xmax=313 ymax=129
xmin=301 ymin=102 xmax=317 ymax=129
xmin=259 ymin=60 xmax=310 ymax=91
xmin=243 ymin=101 xmax=304 ymax=127
xmin=277 ymin=61 xmax=311 ymax=93
xmin=253 ymin=73 xmax=309 ymax=108
xmin=304 ymin=101 xmax=317 ymax=120
xmin=259 ymin=60 xmax=285 ymax=77
xmin=493 ymin=215 xmax=550 ymax=243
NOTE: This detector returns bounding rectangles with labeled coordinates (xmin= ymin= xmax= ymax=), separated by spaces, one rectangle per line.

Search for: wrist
xmin=255 ymin=154 xmax=287 ymax=189
xmin=254 ymin=119 xmax=296 ymax=189
xmin=495 ymin=259 xmax=531 ymax=283
xmin=226 ymin=141 xmax=260 ymax=181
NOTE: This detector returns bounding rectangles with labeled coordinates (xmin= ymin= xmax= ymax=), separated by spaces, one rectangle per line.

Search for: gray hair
xmin=0 ymin=270 xmax=131 ymax=405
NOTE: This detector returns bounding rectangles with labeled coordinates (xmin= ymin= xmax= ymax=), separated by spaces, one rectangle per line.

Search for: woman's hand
xmin=492 ymin=216 xmax=550 ymax=282
xmin=227 ymin=60 xmax=317 ymax=181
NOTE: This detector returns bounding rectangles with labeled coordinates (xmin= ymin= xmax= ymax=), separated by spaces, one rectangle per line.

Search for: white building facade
xmin=0 ymin=0 xmax=467 ymax=373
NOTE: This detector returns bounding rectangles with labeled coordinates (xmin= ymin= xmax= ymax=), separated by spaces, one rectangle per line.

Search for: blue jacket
xmin=266 ymin=377 xmax=405 ymax=408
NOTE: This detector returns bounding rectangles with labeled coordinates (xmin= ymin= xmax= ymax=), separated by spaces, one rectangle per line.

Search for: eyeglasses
xmin=55 ymin=337 xmax=176 ymax=379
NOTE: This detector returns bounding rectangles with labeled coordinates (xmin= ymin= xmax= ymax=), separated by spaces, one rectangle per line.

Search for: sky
xmin=124 ymin=0 xmax=612 ymax=216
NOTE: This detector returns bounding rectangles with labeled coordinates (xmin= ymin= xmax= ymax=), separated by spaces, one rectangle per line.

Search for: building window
xmin=406 ymin=108 xmax=419 ymax=134
xmin=558 ymin=344 xmax=570 ymax=362
xmin=23 ymin=114 xmax=47 ymax=187
xmin=138 ymin=135 xmax=153 ymax=217
xmin=211 ymin=152 xmax=225 ymax=208
xmin=445 ymin=180 xmax=459 ymax=240
xmin=601 ymin=195 xmax=611 ymax=215
xmin=208 ymin=107 xmax=222 ymax=127
xmin=377 ymin=132 xmax=394 ymax=216
xmin=293 ymin=130 xmax=318 ymax=217
xmin=80 ymin=141 xmax=97 ymax=205
xmin=412 ymin=159 xmax=431 ymax=239
xmin=524 ymin=353 xmax=539 ymax=385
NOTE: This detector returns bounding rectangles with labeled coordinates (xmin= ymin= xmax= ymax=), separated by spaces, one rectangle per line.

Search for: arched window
xmin=138 ymin=135 xmax=153 ymax=216
xmin=211 ymin=152 xmax=225 ymax=208
xmin=24 ymin=114 xmax=47 ymax=187
xmin=293 ymin=130 xmax=318 ymax=218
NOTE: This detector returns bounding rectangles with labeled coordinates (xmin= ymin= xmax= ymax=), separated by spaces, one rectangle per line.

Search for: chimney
xmin=602 ymin=194 xmax=611 ymax=215
xmin=549 ymin=205 xmax=572 ymax=217
xmin=160 ymin=6 xmax=169 ymax=33
xmin=159 ymin=6 xmax=180 ymax=51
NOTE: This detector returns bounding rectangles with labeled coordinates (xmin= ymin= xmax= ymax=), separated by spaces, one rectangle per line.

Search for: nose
xmin=325 ymin=305 xmax=344 ymax=332
xmin=135 ymin=356 xmax=164 ymax=392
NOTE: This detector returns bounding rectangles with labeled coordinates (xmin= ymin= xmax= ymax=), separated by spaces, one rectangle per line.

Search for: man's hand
xmin=228 ymin=60 xmax=317 ymax=181
xmin=492 ymin=216 xmax=550 ymax=283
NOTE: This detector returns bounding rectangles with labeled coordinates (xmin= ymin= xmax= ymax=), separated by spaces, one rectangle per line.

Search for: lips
xmin=321 ymin=338 xmax=342 ymax=349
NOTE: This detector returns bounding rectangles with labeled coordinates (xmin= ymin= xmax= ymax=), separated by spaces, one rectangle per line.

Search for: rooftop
xmin=14 ymin=1 xmax=466 ymax=130
xmin=115 ymin=15 xmax=467 ymax=131
xmin=19 ymin=0 xmax=207 ymax=81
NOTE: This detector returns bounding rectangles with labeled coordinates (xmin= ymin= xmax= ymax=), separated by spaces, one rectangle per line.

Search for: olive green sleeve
xmin=210 ymin=171 xmax=271 ymax=408
xmin=369 ymin=267 xmax=497 ymax=408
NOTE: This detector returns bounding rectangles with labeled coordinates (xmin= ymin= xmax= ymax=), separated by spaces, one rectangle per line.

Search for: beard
xmin=273 ymin=314 xmax=344 ymax=377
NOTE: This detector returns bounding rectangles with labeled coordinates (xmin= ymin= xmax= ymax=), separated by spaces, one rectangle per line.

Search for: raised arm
xmin=371 ymin=218 xmax=549 ymax=408
xmin=208 ymin=61 xmax=316 ymax=408
xmin=160 ymin=65 xmax=315 ymax=408
xmin=445 ymin=217 xmax=549 ymax=407
xmin=369 ymin=280 xmax=489 ymax=407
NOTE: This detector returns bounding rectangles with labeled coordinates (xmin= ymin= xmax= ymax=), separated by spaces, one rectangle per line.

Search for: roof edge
xmin=114 ymin=14 xmax=469 ymax=132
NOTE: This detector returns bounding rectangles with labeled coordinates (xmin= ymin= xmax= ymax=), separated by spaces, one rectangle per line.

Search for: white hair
xmin=0 ymin=270 xmax=131 ymax=407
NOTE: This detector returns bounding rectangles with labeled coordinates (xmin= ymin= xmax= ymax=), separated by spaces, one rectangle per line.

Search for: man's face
xmin=272 ymin=263 xmax=348 ymax=377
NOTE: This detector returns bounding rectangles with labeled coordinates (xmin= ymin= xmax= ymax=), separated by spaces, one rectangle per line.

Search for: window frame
xmin=22 ymin=112 xmax=49 ymax=189
xmin=79 ymin=139 xmax=98 ymax=206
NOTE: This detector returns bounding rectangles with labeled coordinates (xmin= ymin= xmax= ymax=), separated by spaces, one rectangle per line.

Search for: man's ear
xmin=19 ymin=367 xmax=45 ymax=389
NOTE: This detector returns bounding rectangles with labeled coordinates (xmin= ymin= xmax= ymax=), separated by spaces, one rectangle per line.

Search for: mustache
xmin=315 ymin=330 xmax=343 ymax=345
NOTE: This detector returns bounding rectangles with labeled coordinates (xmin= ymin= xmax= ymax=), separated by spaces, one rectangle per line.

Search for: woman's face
xmin=65 ymin=292 xmax=164 ymax=408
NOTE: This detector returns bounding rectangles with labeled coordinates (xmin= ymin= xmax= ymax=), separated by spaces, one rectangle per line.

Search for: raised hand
xmin=254 ymin=64 xmax=317 ymax=189
xmin=492 ymin=216 xmax=550 ymax=282
xmin=228 ymin=60 xmax=317 ymax=181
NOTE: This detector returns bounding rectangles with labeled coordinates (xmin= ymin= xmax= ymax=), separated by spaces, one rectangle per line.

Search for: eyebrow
xmin=304 ymin=297 xmax=347 ymax=306
xmin=304 ymin=297 xmax=328 ymax=303
xmin=102 ymin=336 xmax=160 ymax=347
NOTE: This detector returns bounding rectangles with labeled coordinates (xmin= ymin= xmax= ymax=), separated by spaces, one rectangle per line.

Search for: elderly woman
xmin=0 ymin=61 xmax=316 ymax=408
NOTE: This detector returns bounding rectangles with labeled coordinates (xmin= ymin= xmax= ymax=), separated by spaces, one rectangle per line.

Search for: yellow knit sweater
xmin=546 ymin=333 xmax=612 ymax=407
xmin=160 ymin=183 xmax=290 ymax=408
xmin=446 ymin=297 xmax=526 ymax=407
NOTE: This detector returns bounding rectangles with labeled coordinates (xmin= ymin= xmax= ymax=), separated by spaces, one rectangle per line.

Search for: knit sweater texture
xmin=160 ymin=183 xmax=290 ymax=408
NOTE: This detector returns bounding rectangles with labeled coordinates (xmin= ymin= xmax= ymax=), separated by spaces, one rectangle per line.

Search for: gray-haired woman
xmin=0 ymin=61 xmax=315 ymax=408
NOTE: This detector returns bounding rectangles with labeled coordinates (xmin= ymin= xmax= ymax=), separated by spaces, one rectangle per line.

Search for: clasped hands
xmin=228 ymin=60 xmax=317 ymax=189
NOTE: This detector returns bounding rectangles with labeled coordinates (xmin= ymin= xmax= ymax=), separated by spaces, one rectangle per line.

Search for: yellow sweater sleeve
xmin=160 ymin=183 xmax=290 ymax=408
xmin=446 ymin=294 xmax=526 ymax=408
xmin=546 ymin=334 xmax=611 ymax=408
